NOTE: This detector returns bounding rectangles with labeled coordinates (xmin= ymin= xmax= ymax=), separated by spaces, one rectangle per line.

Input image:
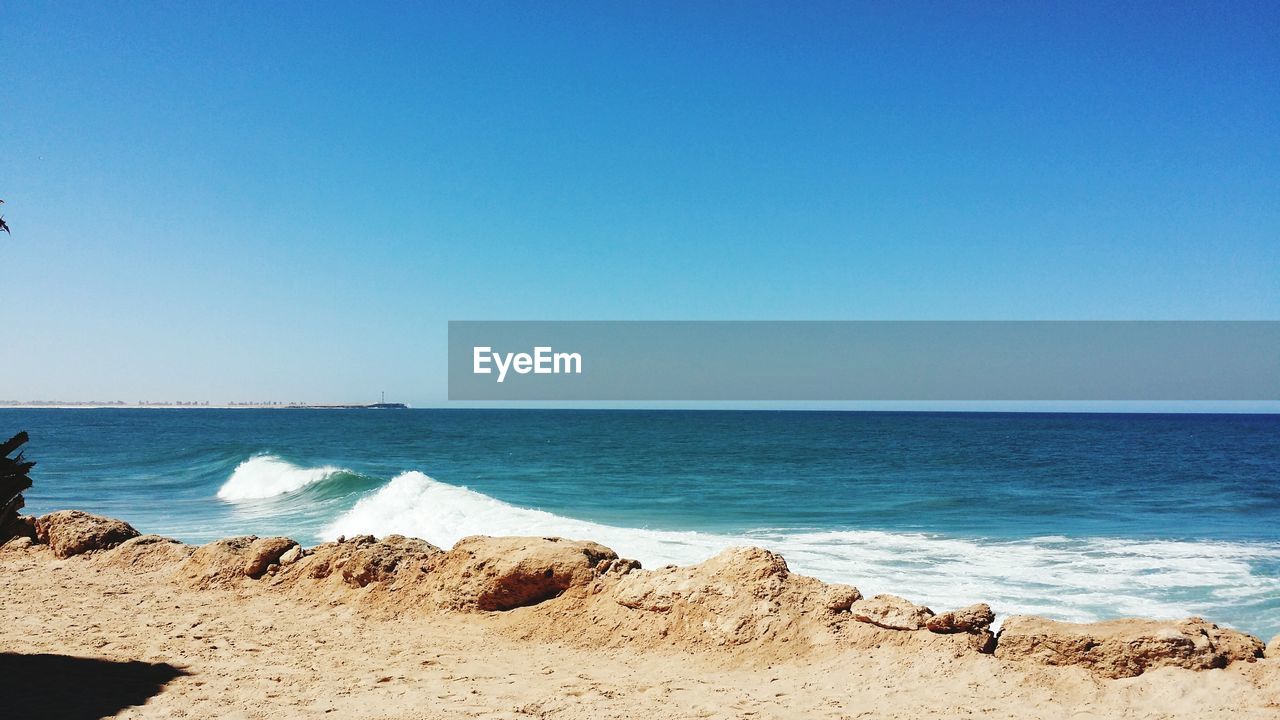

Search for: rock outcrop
xmin=293 ymin=534 xmax=441 ymax=588
xmin=995 ymin=615 xmax=1264 ymax=678
xmin=177 ymin=535 xmax=300 ymax=588
xmin=926 ymin=603 xmax=994 ymax=633
xmin=851 ymin=594 xmax=934 ymax=631
xmin=243 ymin=536 xmax=298 ymax=578
xmin=431 ymin=536 xmax=618 ymax=611
xmin=103 ymin=534 xmax=193 ymax=571
xmin=926 ymin=602 xmax=997 ymax=653
xmin=9 ymin=505 xmax=1274 ymax=681
xmin=34 ymin=510 xmax=140 ymax=558
xmin=556 ymin=546 xmax=862 ymax=649
xmin=1 ymin=535 xmax=33 ymax=551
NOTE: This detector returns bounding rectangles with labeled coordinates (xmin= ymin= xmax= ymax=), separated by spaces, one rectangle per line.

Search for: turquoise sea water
xmin=5 ymin=409 xmax=1279 ymax=637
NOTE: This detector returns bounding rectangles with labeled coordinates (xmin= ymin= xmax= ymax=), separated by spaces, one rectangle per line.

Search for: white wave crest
xmin=324 ymin=471 xmax=728 ymax=565
xmin=217 ymin=455 xmax=344 ymax=501
xmin=325 ymin=472 xmax=1280 ymax=630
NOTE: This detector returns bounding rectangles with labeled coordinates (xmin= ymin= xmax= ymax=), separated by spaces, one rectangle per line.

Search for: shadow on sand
xmin=0 ymin=652 xmax=187 ymax=719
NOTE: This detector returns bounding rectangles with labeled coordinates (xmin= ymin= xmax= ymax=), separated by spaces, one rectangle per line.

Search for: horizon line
xmin=2 ymin=402 xmax=1279 ymax=416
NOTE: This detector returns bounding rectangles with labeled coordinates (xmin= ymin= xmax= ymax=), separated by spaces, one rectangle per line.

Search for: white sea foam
xmin=325 ymin=471 xmax=1280 ymax=629
xmin=217 ymin=455 xmax=344 ymax=501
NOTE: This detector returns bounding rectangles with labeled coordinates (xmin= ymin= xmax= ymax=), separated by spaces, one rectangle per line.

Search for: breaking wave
xmin=325 ymin=471 xmax=1280 ymax=633
xmin=217 ymin=455 xmax=346 ymax=501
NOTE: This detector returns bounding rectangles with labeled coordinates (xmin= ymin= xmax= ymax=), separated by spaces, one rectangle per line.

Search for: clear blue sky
xmin=2 ymin=2 xmax=1277 ymax=405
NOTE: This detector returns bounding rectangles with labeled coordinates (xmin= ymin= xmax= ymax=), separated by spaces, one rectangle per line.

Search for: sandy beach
xmin=2 ymin=511 xmax=1278 ymax=719
xmin=6 ymin=3 xmax=1278 ymax=717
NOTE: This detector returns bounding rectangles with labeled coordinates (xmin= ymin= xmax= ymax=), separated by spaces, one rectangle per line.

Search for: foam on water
xmin=217 ymin=455 xmax=345 ymax=501
xmin=324 ymin=471 xmax=726 ymax=565
xmin=325 ymin=471 xmax=1280 ymax=630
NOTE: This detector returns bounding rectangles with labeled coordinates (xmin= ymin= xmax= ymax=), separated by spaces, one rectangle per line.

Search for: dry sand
xmin=2 ymin=528 xmax=1278 ymax=719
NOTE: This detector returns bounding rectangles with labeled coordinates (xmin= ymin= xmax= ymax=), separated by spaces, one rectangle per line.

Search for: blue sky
xmin=1 ymin=2 xmax=1277 ymax=405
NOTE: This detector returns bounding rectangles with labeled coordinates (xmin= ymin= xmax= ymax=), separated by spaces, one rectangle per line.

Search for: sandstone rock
xmin=926 ymin=603 xmax=995 ymax=634
xmin=596 ymin=557 xmax=642 ymax=576
xmin=177 ymin=535 xmax=299 ymax=587
xmin=969 ymin=629 xmax=997 ymax=654
xmin=819 ymin=583 xmax=864 ymax=613
xmin=243 ymin=537 xmax=299 ymax=578
xmin=343 ymin=535 xmax=437 ymax=587
xmin=118 ymin=534 xmax=178 ymax=547
xmin=104 ymin=535 xmax=192 ymax=571
xmin=850 ymin=594 xmax=934 ymax=631
xmin=995 ymin=615 xmax=1264 ymax=678
xmin=2 ymin=536 xmax=33 ymax=551
xmin=295 ymin=534 xmax=441 ymax=588
xmin=433 ymin=536 xmax=617 ymax=611
xmin=1268 ymin=634 xmax=1280 ymax=659
xmin=613 ymin=546 xmax=790 ymax=613
xmin=923 ymin=602 xmax=997 ymax=653
xmin=602 ymin=546 xmax=861 ymax=647
xmin=279 ymin=545 xmax=303 ymax=565
xmin=34 ymin=510 xmax=140 ymax=558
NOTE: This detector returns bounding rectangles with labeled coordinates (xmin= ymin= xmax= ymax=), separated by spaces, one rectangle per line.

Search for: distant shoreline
xmin=0 ymin=403 xmax=409 ymax=410
xmin=2 ymin=403 xmax=1279 ymax=415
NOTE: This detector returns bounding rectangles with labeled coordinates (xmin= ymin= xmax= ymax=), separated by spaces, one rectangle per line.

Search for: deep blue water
xmin=5 ymin=409 xmax=1279 ymax=637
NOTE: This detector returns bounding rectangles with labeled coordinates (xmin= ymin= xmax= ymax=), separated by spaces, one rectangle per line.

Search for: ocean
xmin=5 ymin=408 xmax=1278 ymax=638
